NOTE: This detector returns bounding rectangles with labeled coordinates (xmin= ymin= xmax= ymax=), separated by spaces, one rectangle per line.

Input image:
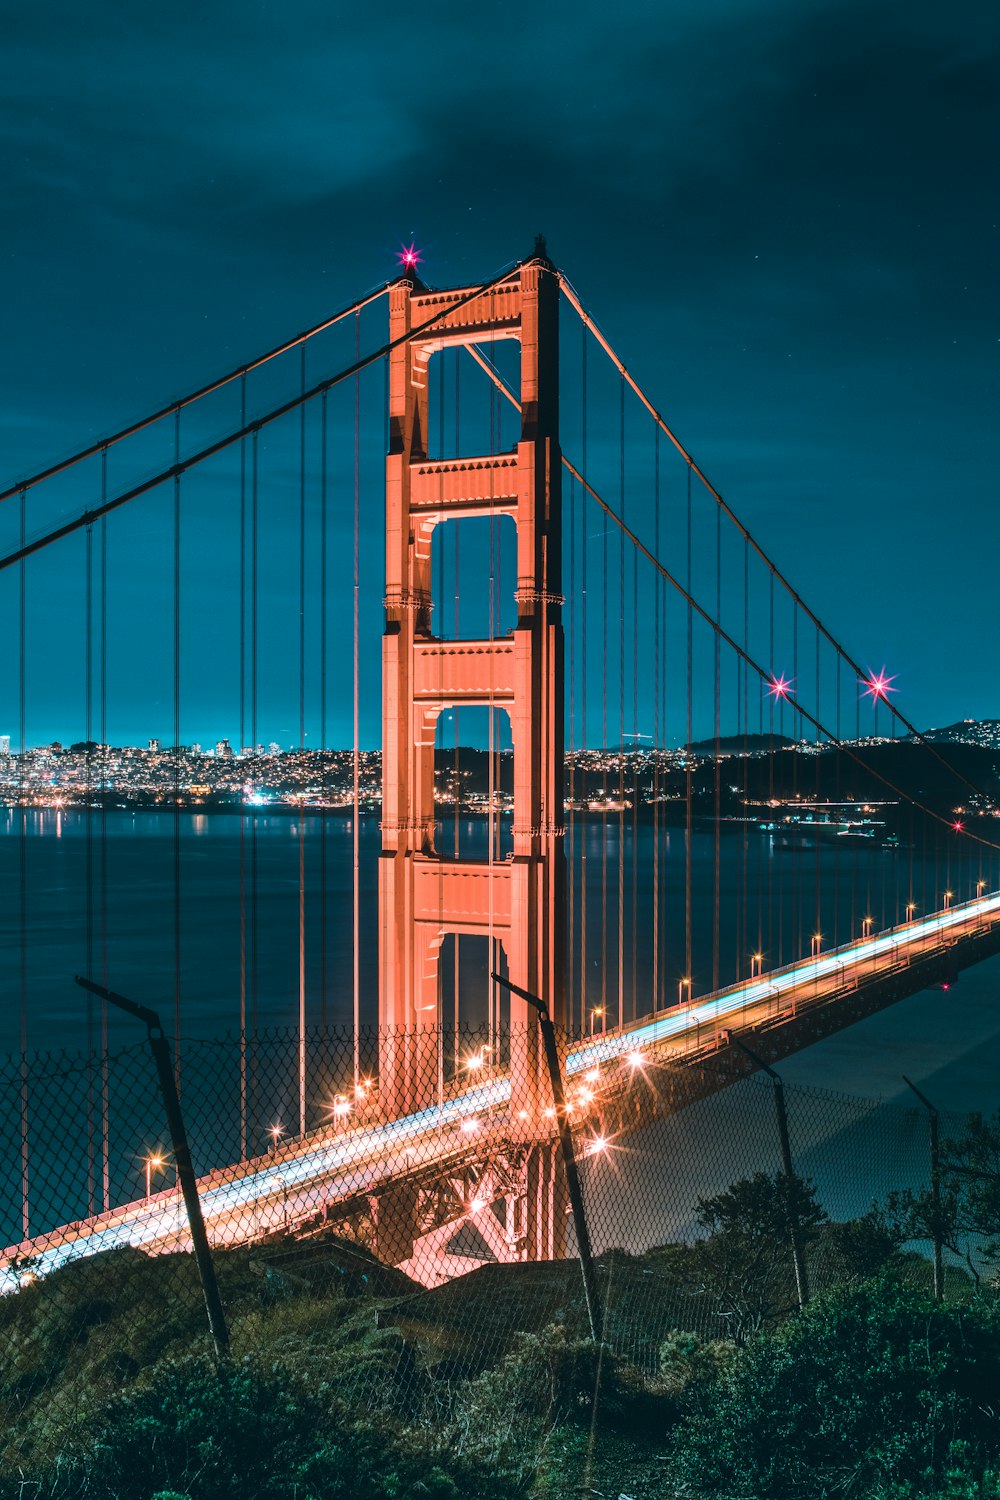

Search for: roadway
xmin=4 ymin=889 xmax=999 ymax=1293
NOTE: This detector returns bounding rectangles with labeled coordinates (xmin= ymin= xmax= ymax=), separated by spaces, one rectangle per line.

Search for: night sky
xmin=2 ymin=0 xmax=997 ymax=746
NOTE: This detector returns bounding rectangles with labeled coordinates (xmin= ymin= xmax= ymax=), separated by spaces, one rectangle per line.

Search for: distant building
xmin=0 ymin=736 xmax=9 ymax=756
xmin=215 ymin=738 xmax=233 ymax=758
xmin=148 ymin=738 xmax=161 ymax=752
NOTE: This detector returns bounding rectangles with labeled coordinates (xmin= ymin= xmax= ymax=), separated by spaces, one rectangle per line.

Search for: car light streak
xmin=4 ymin=889 xmax=998 ymax=1294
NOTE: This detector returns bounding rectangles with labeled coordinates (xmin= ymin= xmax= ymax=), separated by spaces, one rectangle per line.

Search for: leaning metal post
xmin=903 ymin=1075 xmax=944 ymax=1302
xmin=74 ymin=975 xmax=231 ymax=1357
xmin=491 ymin=971 xmax=603 ymax=1342
xmin=726 ymin=1033 xmax=810 ymax=1309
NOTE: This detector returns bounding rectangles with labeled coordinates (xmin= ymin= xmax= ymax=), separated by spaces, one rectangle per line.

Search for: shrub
xmin=34 ymin=1353 xmax=505 ymax=1500
xmin=671 ymin=1276 xmax=1000 ymax=1498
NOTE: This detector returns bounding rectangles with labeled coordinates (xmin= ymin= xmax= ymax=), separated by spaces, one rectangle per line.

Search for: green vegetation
xmin=5 ymin=1124 xmax=1000 ymax=1499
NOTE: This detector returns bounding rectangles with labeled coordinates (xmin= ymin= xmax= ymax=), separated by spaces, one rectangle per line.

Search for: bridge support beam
xmin=378 ymin=251 xmax=565 ymax=1140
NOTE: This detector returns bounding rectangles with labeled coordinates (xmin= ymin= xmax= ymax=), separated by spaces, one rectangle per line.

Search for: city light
xmin=398 ymin=241 xmax=422 ymax=271
xmin=587 ymin=1136 xmax=609 ymax=1156
xmin=768 ymin=674 xmax=793 ymax=699
xmin=627 ymin=1050 xmax=645 ymax=1069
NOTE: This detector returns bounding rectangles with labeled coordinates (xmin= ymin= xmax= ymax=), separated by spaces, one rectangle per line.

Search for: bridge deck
xmin=4 ymin=891 xmax=1000 ymax=1292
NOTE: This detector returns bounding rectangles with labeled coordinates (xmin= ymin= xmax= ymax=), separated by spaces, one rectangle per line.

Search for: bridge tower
xmin=378 ymin=248 xmax=565 ymax=1154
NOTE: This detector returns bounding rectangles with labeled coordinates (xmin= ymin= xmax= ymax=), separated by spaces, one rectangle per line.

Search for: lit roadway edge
xmin=4 ymin=891 xmax=999 ymax=1293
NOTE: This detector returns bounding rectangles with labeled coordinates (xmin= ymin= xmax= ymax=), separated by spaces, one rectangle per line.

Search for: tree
xmin=652 ymin=1171 xmax=827 ymax=1342
xmin=891 ymin=1108 xmax=1000 ymax=1288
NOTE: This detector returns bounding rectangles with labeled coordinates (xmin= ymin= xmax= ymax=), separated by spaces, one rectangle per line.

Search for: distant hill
xmin=686 ymin=733 xmax=796 ymax=755
xmin=914 ymin=720 xmax=1000 ymax=749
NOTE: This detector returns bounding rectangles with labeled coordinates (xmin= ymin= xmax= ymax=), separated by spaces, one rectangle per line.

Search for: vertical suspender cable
xmin=296 ymin=360 xmax=308 ymax=1107
xmin=601 ymin=389 xmax=608 ymax=1029
xmin=100 ymin=456 xmax=109 ymax=1210
xmin=773 ymin=567 xmax=779 ymax=966
xmin=790 ymin=604 xmax=799 ymax=961
xmin=173 ymin=411 xmax=182 ymax=1083
xmin=238 ymin=375 xmax=248 ymax=1159
xmin=353 ymin=314 xmax=361 ymax=1089
xmin=487 ymin=300 xmax=497 ymax=1056
xmin=684 ymin=465 xmax=693 ymax=996
xmin=19 ymin=489 xmax=29 ymax=1238
xmin=452 ymin=355 xmax=458 ymax=1056
xmin=579 ymin=325 xmax=588 ymax=1037
xmin=834 ymin=653 xmax=841 ymax=943
xmin=320 ymin=390 xmax=328 ymax=1032
xmin=652 ymin=428 xmax=660 ymax=1013
xmin=299 ymin=344 xmax=308 ymax=1135
xmin=85 ymin=519 xmax=95 ymax=1215
xmin=744 ymin=537 xmax=754 ymax=978
xmin=568 ymin=459 xmax=576 ymax=1033
xmin=631 ymin=455 xmax=638 ymax=1022
xmin=618 ymin=377 xmax=625 ymax=1031
xmin=453 ymin=353 xmax=460 ymax=1064
xmin=713 ymin=502 xmax=721 ymax=993
xmin=814 ymin=624 xmax=822 ymax=945
xmin=250 ymin=428 xmax=259 ymax=1145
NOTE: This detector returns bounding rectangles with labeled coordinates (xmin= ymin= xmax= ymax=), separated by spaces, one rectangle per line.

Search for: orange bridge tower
xmin=378 ymin=246 xmax=565 ymax=1134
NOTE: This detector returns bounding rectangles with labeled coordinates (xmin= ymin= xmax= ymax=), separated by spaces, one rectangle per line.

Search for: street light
xmin=751 ymin=952 xmax=763 ymax=979
xmin=905 ymin=902 xmax=916 ymax=921
xmin=589 ymin=1007 xmax=604 ymax=1037
xmin=144 ymin=1153 xmax=164 ymax=1205
xmin=811 ymin=932 xmax=822 ymax=958
xmin=268 ymin=1123 xmax=284 ymax=1155
xmin=678 ymin=976 xmax=691 ymax=1008
xmin=944 ymin=890 xmax=953 ymax=910
xmin=862 ymin=915 xmax=873 ymax=938
xmin=977 ymin=880 xmax=987 ymax=898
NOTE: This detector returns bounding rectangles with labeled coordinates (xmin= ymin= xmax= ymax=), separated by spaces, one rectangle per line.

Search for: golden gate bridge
xmin=2 ymin=239 xmax=998 ymax=1291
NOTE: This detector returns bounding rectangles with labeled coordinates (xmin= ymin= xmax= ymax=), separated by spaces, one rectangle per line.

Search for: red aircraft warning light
xmin=862 ymin=668 xmax=897 ymax=702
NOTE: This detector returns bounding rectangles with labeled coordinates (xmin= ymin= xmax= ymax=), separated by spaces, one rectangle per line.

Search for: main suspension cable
xmin=0 ymin=283 xmax=393 ymax=507
xmin=1 ymin=261 xmax=527 ymax=573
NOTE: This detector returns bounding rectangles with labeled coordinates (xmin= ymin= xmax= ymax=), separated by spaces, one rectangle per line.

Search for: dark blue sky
xmin=1 ymin=0 xmax=997 ymax=746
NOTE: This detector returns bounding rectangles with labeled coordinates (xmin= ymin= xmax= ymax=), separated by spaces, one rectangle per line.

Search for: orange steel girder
xmin=378 ymin=255 xmax=566 ymax=1123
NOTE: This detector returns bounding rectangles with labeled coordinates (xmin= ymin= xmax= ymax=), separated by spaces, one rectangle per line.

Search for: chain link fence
xmin=1 ymin=1013 xmax=995 ymax=1493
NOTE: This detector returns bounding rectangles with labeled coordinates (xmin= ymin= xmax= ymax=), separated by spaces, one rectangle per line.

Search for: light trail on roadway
xmin=4 ymin=889 xmax=999 ymax=1294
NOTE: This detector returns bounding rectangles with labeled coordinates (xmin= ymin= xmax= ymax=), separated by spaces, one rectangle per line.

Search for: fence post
xmin=491 ymin=972 xmax=603 ymax=1343
xmin=727 ymin=1033 xmax=810 ymax=1308
xmin=75 ymin=976 xmax=231 ymax=1357
xmin=903 ymin=1075 xmax=943 ymax=1302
